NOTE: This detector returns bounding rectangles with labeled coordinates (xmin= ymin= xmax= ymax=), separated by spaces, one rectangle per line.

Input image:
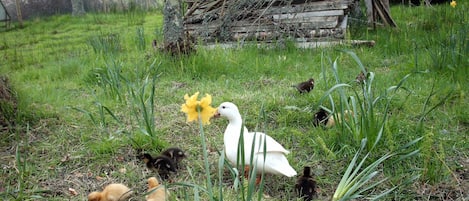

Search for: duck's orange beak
xmin=213 ymin=109 xmax=221 ymax=118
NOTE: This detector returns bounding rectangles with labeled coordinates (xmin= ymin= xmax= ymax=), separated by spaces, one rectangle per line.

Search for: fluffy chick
xmin=161 ymin=147 xmax=186 ymax=169
xmin=88 ymin=183 xmax=132 ymax=201
xmin=326 ymin=110 xmax=354 ymax=128
xmin=146 ymin=177 xmax=167 ymax=201
xmin=295 ymin=166 xmax=317 ymax=201
xmin=293 ymin=78 xmax=315 ymax=94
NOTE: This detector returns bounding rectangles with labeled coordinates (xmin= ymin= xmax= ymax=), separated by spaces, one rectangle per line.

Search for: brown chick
xmin=146 ymin=177 xmax=167 ymax=201
xmin=88 ymin=183 xmax=132 ymax=201
xmin=295 ymin=166 xmax=317 ymax=201
xmin=293 ymin=78 xmax=315 ymax=94
xmin=161 ymin=147 xmax=186 ymax=169
xmin=355 ymin=69 xmax=368 ymax=84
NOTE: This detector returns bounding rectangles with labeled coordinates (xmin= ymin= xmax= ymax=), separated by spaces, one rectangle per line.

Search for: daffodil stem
xmin=198 ymin=109 xmax=214 ymax=201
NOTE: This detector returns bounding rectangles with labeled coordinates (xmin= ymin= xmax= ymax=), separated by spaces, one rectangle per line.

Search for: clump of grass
xmin=86 ymin=60 xmax=127 ymax=102
xmin=75 ymin=59 xmax=166 ymax=149
xmin=415 ymin=78 xmax=455 ymax=184
xmin=87 ymin=32 xmax=122 ymax=56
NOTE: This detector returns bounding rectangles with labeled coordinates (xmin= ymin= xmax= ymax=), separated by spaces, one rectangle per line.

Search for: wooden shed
xmin=183 ymin=0 xmax=360 ymax=48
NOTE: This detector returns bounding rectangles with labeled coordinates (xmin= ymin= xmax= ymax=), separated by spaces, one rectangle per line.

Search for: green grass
xmin=0 ymin=2 xmax=468 ymax=201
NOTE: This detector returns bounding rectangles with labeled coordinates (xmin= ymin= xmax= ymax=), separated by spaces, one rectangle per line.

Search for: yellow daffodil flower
xmin=450 ymin=0 xmax=456 ymax=8
xmin=181 ymin=92 xmax=216 ymax=125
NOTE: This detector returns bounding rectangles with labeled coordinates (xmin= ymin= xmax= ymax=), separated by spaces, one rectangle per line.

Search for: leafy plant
xmin=332 ymin=137 xmax=421 ymax=201
xmin=317 ymin=50 xmax=421 ymax=200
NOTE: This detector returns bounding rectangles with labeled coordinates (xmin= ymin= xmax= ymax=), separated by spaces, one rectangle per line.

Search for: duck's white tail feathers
xmin=257 ymin=153 xmax=297 ymax=177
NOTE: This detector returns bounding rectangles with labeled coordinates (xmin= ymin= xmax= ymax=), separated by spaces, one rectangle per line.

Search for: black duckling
xmin=313 ymin=108 xmax=330 ymax=127
xmin=138 ymin=153 xmax=157 ymax=170
xmin=161 ymin=147 xmax=186 ymax=169
xmin=153 ymin=155 xmax=177 ymax=180
xmin=293 ymin=78 xmax=315 ymax=94
xmin=295 ymin=166 xmax=317 ymax=201
xmin=313 ymin=109 xmax=354 ymax=128
xmin=138 ymin=153 xmax=177 ymax=180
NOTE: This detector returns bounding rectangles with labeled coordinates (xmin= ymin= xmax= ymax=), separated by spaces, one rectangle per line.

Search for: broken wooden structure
xmin=183 ymin=0 xmax=362 ymax=47
xmin=365 ymin=0 xmax=397 ymax=28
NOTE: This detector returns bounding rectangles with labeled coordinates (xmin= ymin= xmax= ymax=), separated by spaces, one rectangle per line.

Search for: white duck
xmin=215 ymin=102 xmax=297 ymax=178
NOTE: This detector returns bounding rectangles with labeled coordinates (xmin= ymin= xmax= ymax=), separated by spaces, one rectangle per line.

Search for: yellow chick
xmin=88 ymin=183 xmax=132 ymax=201
xmin=326 ymin=110 xmax=354 ymax=128
xmin=146 ymin=177 xmax=167 ymax=201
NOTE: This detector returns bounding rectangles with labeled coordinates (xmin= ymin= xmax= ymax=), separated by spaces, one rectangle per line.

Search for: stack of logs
xmin=183 ymin=0 xmax=357 ymax=44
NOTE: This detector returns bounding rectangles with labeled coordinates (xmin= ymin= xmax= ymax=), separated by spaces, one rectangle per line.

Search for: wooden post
xmin=364 ymin=0 xmax=374 ymax=27
xmin=15 ymin=0 xmax=23 ymax=28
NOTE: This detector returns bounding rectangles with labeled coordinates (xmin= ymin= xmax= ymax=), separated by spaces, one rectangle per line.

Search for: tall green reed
xmin=128 ymin=60 xmax=164 ymax=148
xmin=135 ymin=26 xmax=146 ymax=51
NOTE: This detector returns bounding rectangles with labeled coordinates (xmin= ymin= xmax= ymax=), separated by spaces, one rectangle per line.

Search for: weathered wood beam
xmin=272 ymin=10 xmax=344 ymax=20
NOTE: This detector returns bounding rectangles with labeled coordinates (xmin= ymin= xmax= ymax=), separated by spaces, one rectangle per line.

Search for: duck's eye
xmin=222 ymin=106 xmax=226 ymax=109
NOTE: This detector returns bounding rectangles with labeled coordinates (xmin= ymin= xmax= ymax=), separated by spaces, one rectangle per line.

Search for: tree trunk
xmin=71 ymin=0 xmax=86 ymax=16
xmin=163 ymin=0 xmax=193 ymax=55
xmin=14 ymin=0 xmax=23 ymax=28
xmin=163 ymin=0 xmax=183 ymax=46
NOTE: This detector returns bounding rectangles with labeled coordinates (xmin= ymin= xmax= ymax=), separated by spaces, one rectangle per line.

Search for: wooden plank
xmin=271 ymin=15 xmax=338 ymax=24
xmin=272 ymin=10 xmax=344 ymax=20
xmin=338 ymin=15 xmax=347 ymax=29
xmin=264 ymin=0 xmax=352 ymax=15
xmin=185 ymin=18 xmax=340 ymax=33
xmin=198 ymin=39 xmax=374 ymax=50
xmin=185 ymin=15 xmax=338 ymax=28
xmin=186 ymin=26 xmax=345 ymax=40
